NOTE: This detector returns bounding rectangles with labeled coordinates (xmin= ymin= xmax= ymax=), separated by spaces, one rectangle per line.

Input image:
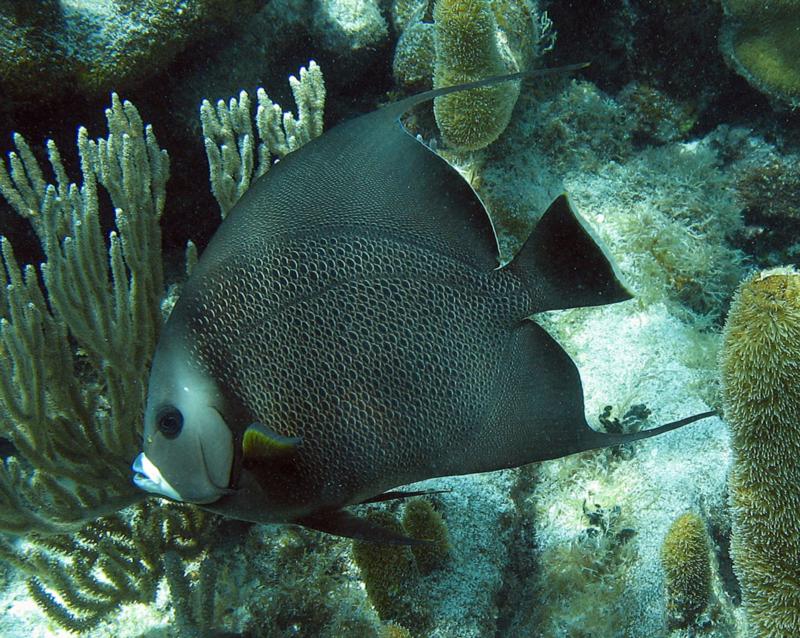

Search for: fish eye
xmin=156 ymin=406 xmax=184 ymax=439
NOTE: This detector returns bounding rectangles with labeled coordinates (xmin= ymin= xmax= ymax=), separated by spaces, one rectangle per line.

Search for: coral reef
xmin=721 ymin=0 xmax=800 ymax=107
xmin=720 ymin=267 xmax=800 ymax=637
xmin=0 ymin=0 xmax=267 ymax=102
xmin=661 ymin=512 xmax=711 ymax=629
xmin=432 ymin=0 xmax=520 ymax=150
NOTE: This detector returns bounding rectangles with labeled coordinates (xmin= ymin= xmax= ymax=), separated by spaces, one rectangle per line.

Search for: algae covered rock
xmin=393 ymin=20 xmax=436 ymax=90
xmin=660 ymin=512 xmax=711 ymax=629
xmin=720 ymin=267 xmax=800 ymax=637
xmin=311 ymin=0 xmax=389 ymax=55
xmin=0 ymin=0 xmax=266 ymax=102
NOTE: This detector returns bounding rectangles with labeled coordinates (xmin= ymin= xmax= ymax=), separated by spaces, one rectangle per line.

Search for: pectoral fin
xmin=242 ymin=422 xmax=302 ymax=462
xmin=360 ymin=488 xmax=450 ymax=504
xmin=296 ymin=510 xmax=428 ymax=545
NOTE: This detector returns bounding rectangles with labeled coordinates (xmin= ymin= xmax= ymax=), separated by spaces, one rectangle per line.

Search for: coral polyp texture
xmin=721 ymin=0 xmax=800 ymax=107
xmin=402 ymin=498 xmax=450 ymax=574
xmin=660 ymin=512 xmax=711 ymax=629
xmin=720 ymin=267 xmax=800 ymax=637
xmin=432 ymin=0 xmax=520 ymax=150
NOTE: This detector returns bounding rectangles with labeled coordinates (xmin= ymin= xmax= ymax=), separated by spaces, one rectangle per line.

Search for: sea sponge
xmin=402 ymin=498 xmax=450 ymax=573
xmin=721 ymin=0 xmax=800 ymax=107
xmin=720 ymin=267 xmax=800 ymax=637
xmin=660 ymin=512 xmax=711 ymax=628
xmin=432 ymin=0 xmax=519 ymax=150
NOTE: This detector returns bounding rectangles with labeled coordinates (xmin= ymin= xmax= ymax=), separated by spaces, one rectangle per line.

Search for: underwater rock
xmin=311 ymin=0 xmax=389 ymax=56
xmin=0 ymin=0 xmax=267 ymax=103
xmin=393 ymin=20 xmax=435 ymax=90
xmin=721 ymin=0 xmax=800 ymax=108
xmin=721 ymin=268 xmax=800 ymax=638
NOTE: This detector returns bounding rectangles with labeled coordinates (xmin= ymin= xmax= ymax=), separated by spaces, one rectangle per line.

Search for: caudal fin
xmin=509 ymin=194 xmax=632 ymax=313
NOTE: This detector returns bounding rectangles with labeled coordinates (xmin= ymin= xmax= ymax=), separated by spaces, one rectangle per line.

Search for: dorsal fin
xmin=509 ymin=194 xmax=632 ymax=313
xmin=196 ymin=65 xmax=590 ymax=280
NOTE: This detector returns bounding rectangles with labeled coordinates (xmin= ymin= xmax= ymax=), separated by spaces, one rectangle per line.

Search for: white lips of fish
xmin=132 ymin=452 xmax=182 ymax=501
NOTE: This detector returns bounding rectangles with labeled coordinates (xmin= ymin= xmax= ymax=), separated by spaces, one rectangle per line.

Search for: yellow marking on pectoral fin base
xmin=243 ymin=422 xmax=302 ymax=462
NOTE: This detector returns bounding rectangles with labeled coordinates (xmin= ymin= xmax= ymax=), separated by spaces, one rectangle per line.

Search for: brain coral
xmin=660 ymin=512 xmax=711 ymax=628
xmin=432 ymin=0 xmax=519 ymax=150
xmin=720 ymin=267 xmax=800 ymax=637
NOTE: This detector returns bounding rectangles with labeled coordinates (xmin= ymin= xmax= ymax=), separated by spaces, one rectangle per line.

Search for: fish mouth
xmin=132 ymin=453 xmax=183 ymax=501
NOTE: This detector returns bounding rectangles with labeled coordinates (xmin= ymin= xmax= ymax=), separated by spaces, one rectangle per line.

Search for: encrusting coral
xmin=660 ymin=512 xmax=711 ymax=629
xmin=720 ymin=267 xmax=800 ymax=637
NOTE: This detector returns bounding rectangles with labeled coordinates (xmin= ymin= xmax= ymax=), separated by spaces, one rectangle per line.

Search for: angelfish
xmin=133 ymin=68 xmax=713 ymax=543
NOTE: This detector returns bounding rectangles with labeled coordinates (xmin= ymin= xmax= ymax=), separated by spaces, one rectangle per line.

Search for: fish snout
xmin=132 ymin=452 xmax=183 ymax=501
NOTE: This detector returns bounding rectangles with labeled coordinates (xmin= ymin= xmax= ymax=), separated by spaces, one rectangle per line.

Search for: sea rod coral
xmin=0 ymin=94 xmax=166 ymax=534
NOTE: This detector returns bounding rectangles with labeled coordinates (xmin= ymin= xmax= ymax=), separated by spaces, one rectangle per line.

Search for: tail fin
xmin=578 ymin=410 xmax=717 ymax=453
xmin=509 ymin=194 xmax=632 ymax=313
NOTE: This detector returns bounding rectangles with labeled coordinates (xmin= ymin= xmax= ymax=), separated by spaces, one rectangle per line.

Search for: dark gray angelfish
xmin=133 ymin=67 xmax=713 ymax=543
